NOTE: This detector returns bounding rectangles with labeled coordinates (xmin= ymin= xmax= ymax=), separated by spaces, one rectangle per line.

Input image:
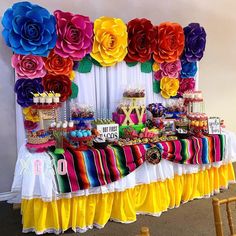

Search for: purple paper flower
xmin=154 ymin=60 xmax=181 ymax=80
xmin=182 ymin=23 xmax=206 ymax=62
xmin=180 ymin=59 xmax=197 ymax=78
xmin=14 ymin=78 xmax=44 ymax=107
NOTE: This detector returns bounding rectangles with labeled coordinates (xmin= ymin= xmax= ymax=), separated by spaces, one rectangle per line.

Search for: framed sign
xmin=95 ymin=124 xmax=119 ymax=139
xmin=208 ymin=117 xmax=221 ymax=134
xmin=162 ymin=119 xmax=176 ymax=135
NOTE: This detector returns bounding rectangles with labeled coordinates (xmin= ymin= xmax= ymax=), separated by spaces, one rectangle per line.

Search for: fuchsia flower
xmin=178 ymin=78 xmax=195 ymax=96
xmin=154 ymin=60 xmax=181 ymax=81
xmin=54 ymin=10 xmax=93 ymax=61
xmin=11 ymin=54 xmax=46 ymax=79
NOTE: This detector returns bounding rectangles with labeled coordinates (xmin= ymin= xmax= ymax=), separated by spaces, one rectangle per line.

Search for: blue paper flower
xmin=2 ymin=1 xmax=57 ymax=56
xmin=14 ymin=78 xmax=44 ymax=107
xmin=180 ymin=59 xmax=197 ymax=78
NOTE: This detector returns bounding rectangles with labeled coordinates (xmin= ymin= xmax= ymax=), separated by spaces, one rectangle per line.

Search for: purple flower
xmin=182 ymin=23 xmax=206 ymax=62
xmin=14 ymin=78 xmax=44 ymax=107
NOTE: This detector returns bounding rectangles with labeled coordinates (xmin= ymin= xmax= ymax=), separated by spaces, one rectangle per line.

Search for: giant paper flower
xmin=14 ymin=78 xmax=44 ymax=107
xmin=23 ymin=107 xmax=39 ymax=122
xmin=154 ymin=60 xmax=181 ymax=80
xmin=24 ymin=120 xmax=38 ymax=131
xmin=12 ymin=54 xmax=46 ymax=79
xmin=2 ymin=1 xmax=57 ymax=56
xmin=44 ymin=50 xmax=73 ymax=77
xmin=90 ymin=16 xmax=128 ymax=66
xmin=54 ymin=10 xmax=93 ymax=60
xmin=153 ymin=22 xmax=185 ymax=63
xmin=180 ymin=59 xmax=197 ymax=78
xmin=160 ymin=77 xmax=179 ymax=99
xmin=178 ymin=78 xmax=195 ymax=96
xmin=42 ymin=74 xmax=72 ymax=102
xmin=125 ymin=18 xmax=156 ymax=63
xmin=182 ymin=23 xmax=206 ymax=62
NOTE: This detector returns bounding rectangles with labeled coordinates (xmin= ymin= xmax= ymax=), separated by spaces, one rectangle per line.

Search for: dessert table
xmin=11 ymin=131 xmax=236 ymax=235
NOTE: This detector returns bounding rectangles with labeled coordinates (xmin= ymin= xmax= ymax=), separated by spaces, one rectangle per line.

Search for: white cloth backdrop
xmin=16 ymin=62 xmax=199 ymax=150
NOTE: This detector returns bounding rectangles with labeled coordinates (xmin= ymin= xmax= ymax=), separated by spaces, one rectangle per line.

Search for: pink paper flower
xmin=154 ymin=60 xmax=181 ymax=81
xmin=178 ymin=78 xmax=195 ymax=96
xmin=11 ymin=54 xmax=46 ymax=79
xmin=54 ymin=10 xmax=93 ymax=61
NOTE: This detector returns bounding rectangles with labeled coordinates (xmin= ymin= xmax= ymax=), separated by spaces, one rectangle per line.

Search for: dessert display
xmin=188 ymin=113 xmax=208 ymax=137
xmin=164 ymin=98 xmax=186 ymax=119
xmin=183 ymin=90 xmax=204 ymax=113
xmin=33 ymin=92 xmax=61 ymax=104
xmin=123 ymin=88 xmax=145 ymax=98
xmin=71 ymin=103 xmax=94 ymax=119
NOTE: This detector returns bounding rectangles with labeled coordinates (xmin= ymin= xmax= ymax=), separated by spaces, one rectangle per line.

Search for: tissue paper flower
xmin=23 ymin=107 xmax=39 ymax=122
xmin=2 ymin=1 xmax=57 ymax=56
xmin=178 ymin=78 xmax=195 ymax=96
xmin=153 ymin=22 xmax=184 ymax=63
xmin=12 ymin=54 xmax=46 ymax=79
xmin=14 ymin=78 xmax=44 ymax=107
xmin=69 ymin=71 xmax=76 ymax=81
xmin=43 ymin=74 xmax=72 ymax=102
xmin=154 ymin=60 xmax=181 ymax=80
xmin=44 ymin=50 xmax=73 ymax=76
xmin=182 ymin=23 xmax=206 ymax=62
xmin=160 ymin=77 xmax=179 ymax=99
xmin=90 ymin=16 xmax=128 ymax=66
xmin=54 ymin=10 xmax=93 ymax=60
xmin=180 ymin=59 xmax=197 ymax=78
xmin=152 ymin=62 xmax=160 ymax=72
xmin=125 ymin=18 xmax=156 ymax=63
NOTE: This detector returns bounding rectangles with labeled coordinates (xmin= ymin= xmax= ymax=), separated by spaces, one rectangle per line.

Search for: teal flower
xmin=2 ymin=1 xmax=57 ymax=56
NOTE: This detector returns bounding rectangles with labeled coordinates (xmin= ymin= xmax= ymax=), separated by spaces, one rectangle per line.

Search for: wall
xmin=0 ymin=0 xmax=236 ymax=193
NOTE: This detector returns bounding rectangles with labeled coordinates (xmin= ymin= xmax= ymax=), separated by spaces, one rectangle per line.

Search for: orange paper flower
xmin=44 ymin=50 xmax=73 ymax=77
xmin=154 ymin=22 xmax=185 ymax=63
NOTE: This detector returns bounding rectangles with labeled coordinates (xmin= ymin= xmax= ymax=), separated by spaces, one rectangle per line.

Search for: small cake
xmin=33 ymin=93 xmax=40 ymax=103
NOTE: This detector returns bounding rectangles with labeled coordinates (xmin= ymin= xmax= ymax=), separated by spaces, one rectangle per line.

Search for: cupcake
xmin=53 ymin=93 xmax=61 ymax=103
xmin=33 ymin=93 xmax=39 ymax=104
xmin=46 ymin=92 xmax=53 ymax=104
xmin=39 ymin=92 xmax=46 ymax=104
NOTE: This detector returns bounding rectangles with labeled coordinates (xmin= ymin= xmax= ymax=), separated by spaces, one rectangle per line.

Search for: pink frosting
xmin=11 ymin=54 xmax=46 ymax=79
xmin=154 ymin=60 xmax=181 ymax=80
xmin=54 ymin=10 xmax=93 ymax=60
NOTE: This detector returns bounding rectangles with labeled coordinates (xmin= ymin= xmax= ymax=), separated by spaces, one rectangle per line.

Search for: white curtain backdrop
xmin=16 ymin=62 xmax=199 ymax=151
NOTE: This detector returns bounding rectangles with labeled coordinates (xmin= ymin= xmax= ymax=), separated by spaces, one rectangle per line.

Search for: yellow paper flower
xmin=160 ymin=77 xmax=179 ymax=99
xmin=70 ymin=71 xmax=76 ymax=81
xmin=23 ymin=107 xmax=39 ymax=122
xmin=90 ymin=16 xmax=128 ymax=66
xmin=152 ymin=62 xmax=160 ymax=72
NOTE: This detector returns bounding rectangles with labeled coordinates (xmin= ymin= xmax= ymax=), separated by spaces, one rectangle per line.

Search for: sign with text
xmin=95 ymin=124 xmax=119 ymax=139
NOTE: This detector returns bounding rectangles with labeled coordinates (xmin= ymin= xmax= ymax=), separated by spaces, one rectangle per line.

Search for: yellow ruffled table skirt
xmin=21 ymin=163 xmax=235 ymax=234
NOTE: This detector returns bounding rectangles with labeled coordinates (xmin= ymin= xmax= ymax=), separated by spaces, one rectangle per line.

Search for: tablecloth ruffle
xmin=21 ymin=162 xmax=235 ymax=235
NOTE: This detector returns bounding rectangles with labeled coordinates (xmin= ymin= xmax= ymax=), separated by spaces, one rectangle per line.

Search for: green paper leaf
xmin=141 ymin=61 xmax=153 ymax=73
xmin=153 ymin=80 xmax=160 ymax=94
xmin=70 ymin=82 xmax=79 ymax=99
xmin=78 ymin=56 xmax=93 ymax=73
xmin=126 ymin=61 xmax=138 ymax=67
xmin=91 ymin=57 xmax=102 ymax=67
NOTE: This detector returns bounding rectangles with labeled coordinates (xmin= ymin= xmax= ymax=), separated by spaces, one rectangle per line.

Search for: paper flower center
xmin=21 ymin=58 xmax=37 ymax=71
xmin=23 ymin=22 xmax=41 ymax=40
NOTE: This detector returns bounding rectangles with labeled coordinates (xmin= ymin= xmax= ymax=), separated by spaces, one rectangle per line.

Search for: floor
xmin=1 ymin=177 xmax=236 ymax=236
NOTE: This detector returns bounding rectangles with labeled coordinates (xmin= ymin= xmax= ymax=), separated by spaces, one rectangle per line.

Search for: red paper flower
xmin=178 ymin=78 xmax=195 ymax=96
xmin=44 ymin=50 xmax=73 ymax=77
xmin=42 ymin=74 xmax=72 ymax=102
xmin=125 ymin=18 xmax=156 ymax=63
xmin=153 ymin=22 xmax=185 ymax=63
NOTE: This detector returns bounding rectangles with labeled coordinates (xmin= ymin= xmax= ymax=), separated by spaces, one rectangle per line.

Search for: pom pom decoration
xmin=14 ymin=78 xmax=44 ymax=107
xmin=2 ymin=1 xmax=57 ymax=56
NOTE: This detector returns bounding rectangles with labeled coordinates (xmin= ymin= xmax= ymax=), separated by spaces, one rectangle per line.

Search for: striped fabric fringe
xmin=48 ymin=134 xmax=225 ymax=193
xmin=48 ymin=144 xmax=150 ymax=193
xmin=157 ymin=134 xmax=225 ymax=164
